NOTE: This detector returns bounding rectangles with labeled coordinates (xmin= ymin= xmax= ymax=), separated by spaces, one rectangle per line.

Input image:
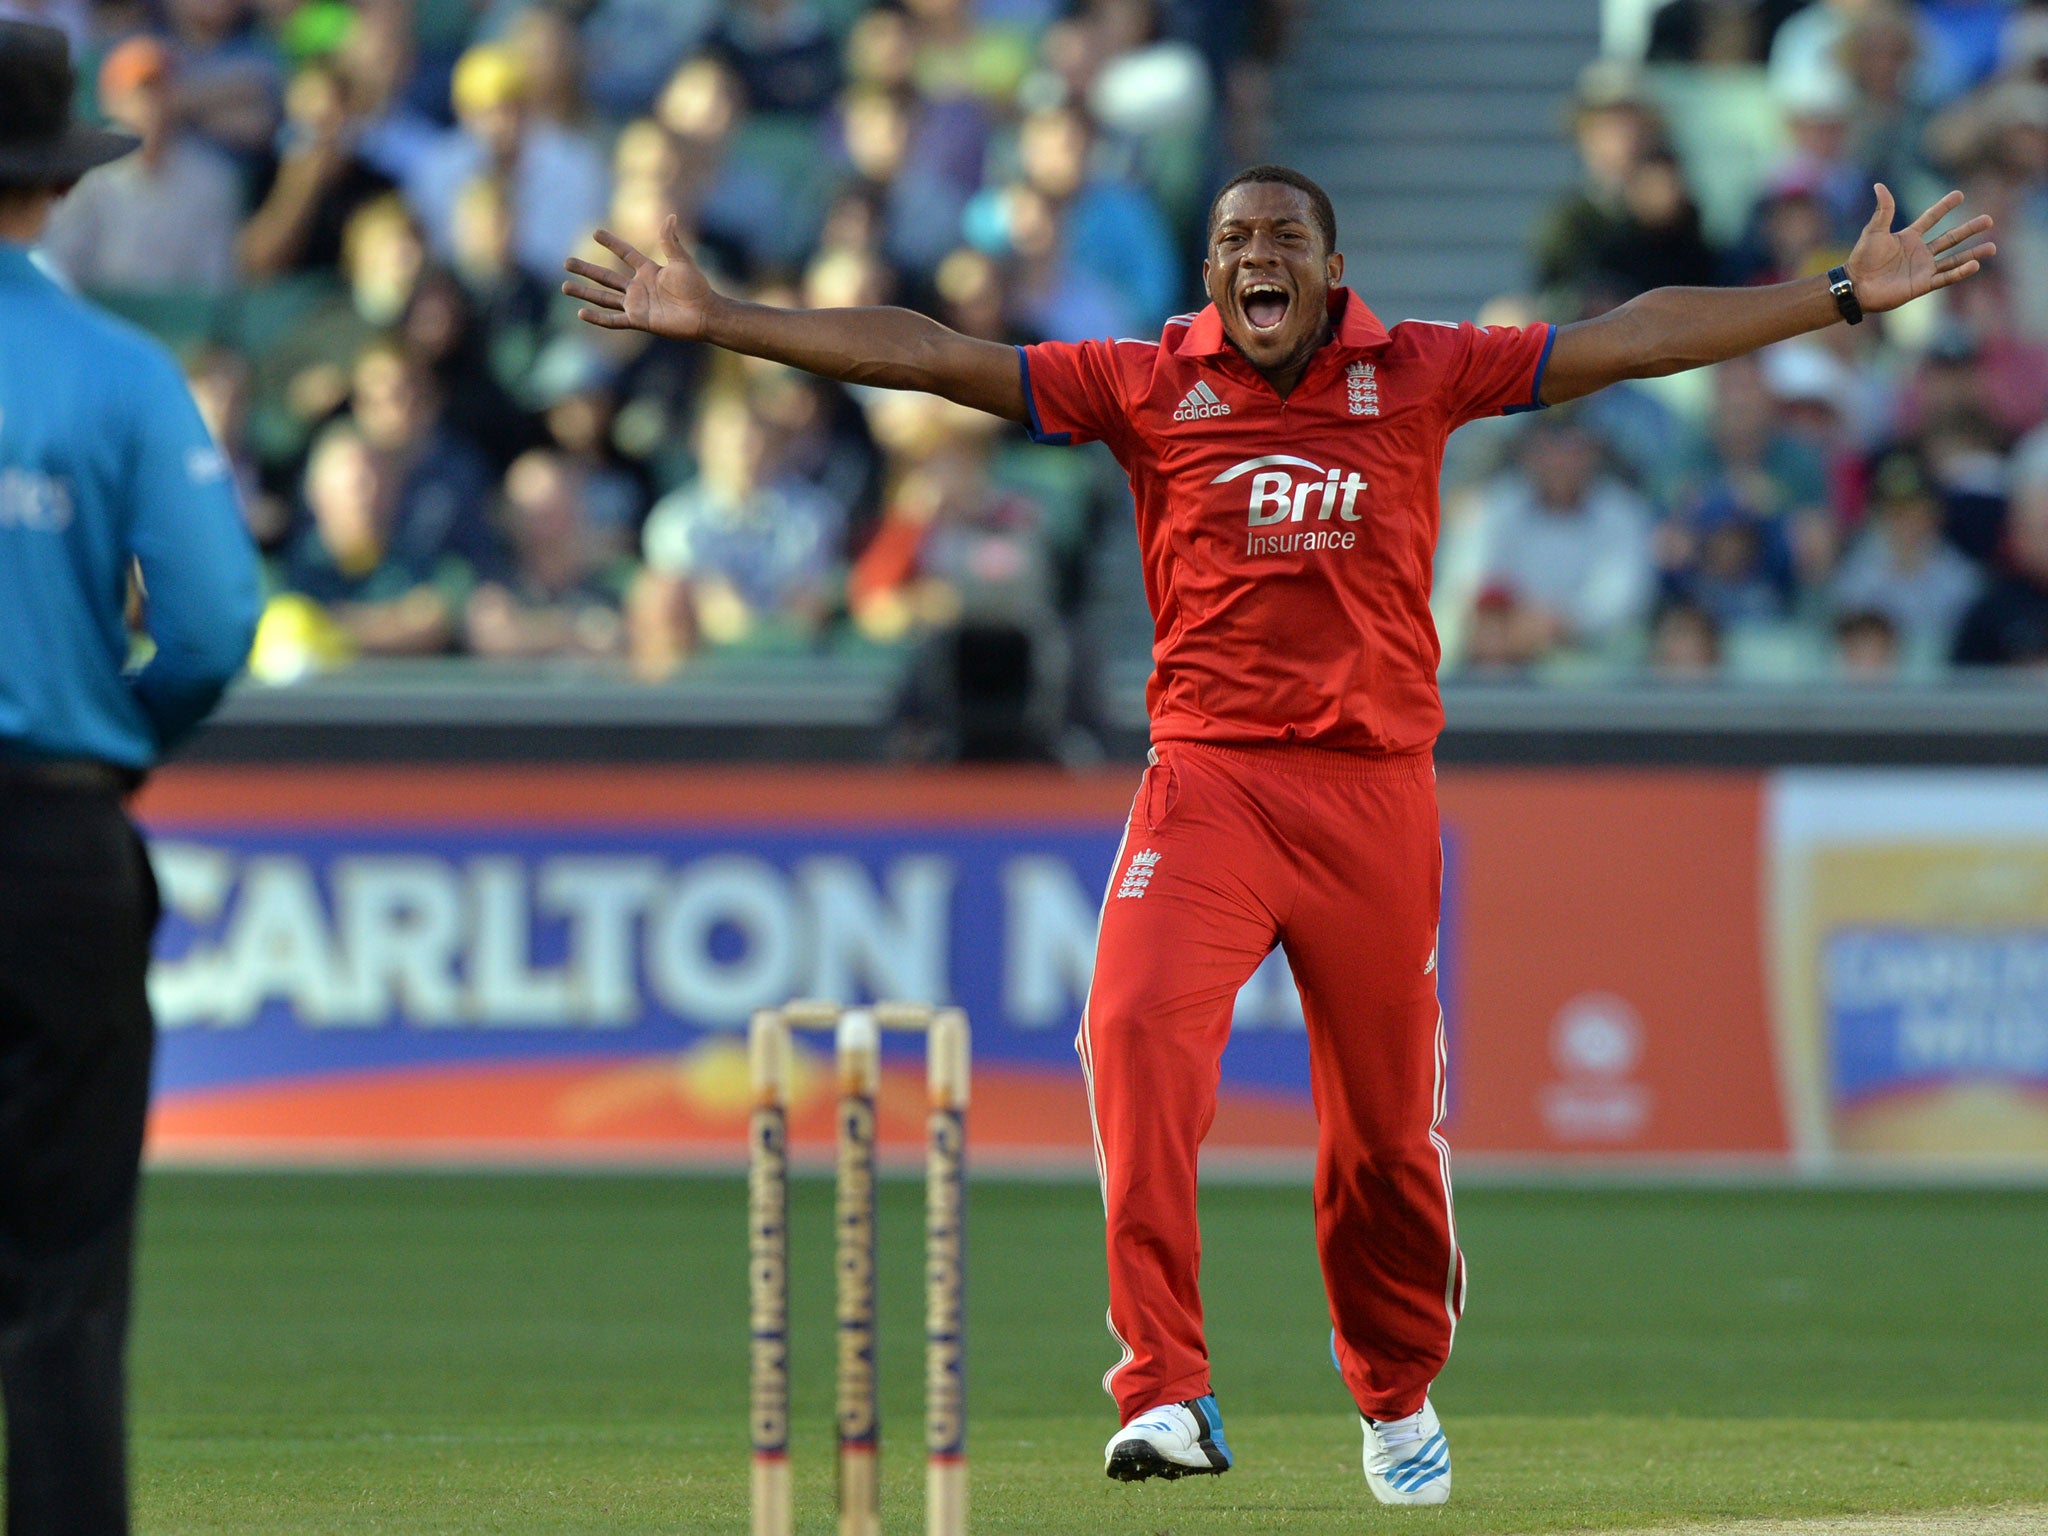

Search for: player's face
xmin=1204 ymin=183 xmax=1343 ymax=376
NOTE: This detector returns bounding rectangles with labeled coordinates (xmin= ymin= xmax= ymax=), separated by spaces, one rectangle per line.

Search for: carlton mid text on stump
xmin=749 ymin=1002 xmax=970 ymax=1536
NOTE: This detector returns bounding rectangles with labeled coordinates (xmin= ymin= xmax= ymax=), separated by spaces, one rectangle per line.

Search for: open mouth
xmin=1241 ymin=282 xmax=1290 ymax=333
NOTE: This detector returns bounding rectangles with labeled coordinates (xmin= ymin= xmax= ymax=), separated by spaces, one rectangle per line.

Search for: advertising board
xmin=1770 ymin=771 xmax=2048 ymax=1166
xmin=137 ymin=765 xmax=1802 ymax=1167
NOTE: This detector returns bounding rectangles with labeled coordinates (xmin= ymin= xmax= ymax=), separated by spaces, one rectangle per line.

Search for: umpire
xmin=0 ymin=21 xmax=259 ymax=1533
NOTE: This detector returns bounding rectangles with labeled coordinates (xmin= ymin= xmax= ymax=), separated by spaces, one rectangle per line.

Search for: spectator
xmin=278 ymin=422 xmax=497 ymax=656
xmin=1920 ymin=394 xmax=2015 ymax=565
xmin=239 ymin=58 xmax=398 ymax=278
xmin=1841 ymin=4 xmax=1944 ymax=214
xmin=655 ymin=55 xmax=801 ymax=273
xmin=1587 ymin=149 xmax=1724 ymax=297
xmin=344 ymin=339 xmax=504 ymax=576
xmin=1953 ymin=429 xmax=2048 ymax=666
xmin=831 ymin=78 xmax=988 ymax=277
xmin=2001 ymin=6 xmax=2048 ymax=86
xmin=1739 ymin=184 xmax=1848 ymax=285
xmin=1761 ymin=339 xmax=1858 ymax=526
xmin=404 ymin=40 xmax=607 ymax=283
xmin=578 ymin=0 xmax=714 ymax=118
xmin=1765 ymin=71 xmax=1869 ymax=245
xmin=1896 ymin=277 xmax=2048 ymax=455
xmin=850 ymin=395 xmax=1051 ymax=643
xmin=401 ymin=263 xmax=545 ymax=472
xmin=1670 ymin=354 xmax=1833 ymax=599
xmin=630 ymin=391 xmax=845 ymax=673
xmin=974 ymin=101 xmax=1178 ymax=335
xmin=1835 ymin=606 xmax=1904 ymax=675
xmin=1456 ymin=587 xmax=1531 ymax=679
xmin=1535 ymin=62 xmax=1665 ymax=303
xmin=1829 ymin=448 xmax=1984 ymax=654
xmin=934 ymin=245 xmax=1014 ymax=342
xmin=1647 ymin=596 xmax=1724 ymax=679
xmin=706 ymin=0 xmax=839 ymax=115
xmin=448 ymin=172 xmax=550 ymax=341
xmin=1664 ymin=495 xmax=1792 ymax=629
xmin=1070 ymin=0 xmax=1215 ymax=229
xmin=504 ymin=3 xmax=589 ymax=129
xmin=1469 ymin=415 xmax=1658 ymax=663
xmin=160 ymin=0 xmax=283 ymax=162
xmin=906 ymin=0 xmax=1035 ymax=110
xmin=335 ymin=0 xmax=442 ymax=187
xmin=1647 ymin=0 xmax=1807 ymax=65
xmin=1772 ymin=0 xmax=1952 ymax=115
xmin=186 ymin=345 xmax=289 ymax=550
xmin=464 ymin=450 xmax=631 ymax=659
xmin=41 ymin=38 xmax=241 ymax=293
xmin=527 ymin=337 xmax=649 ymax=558
xmin=740 ymin=354 xmax=884 ymax=554
xmin=1978 ymin=84 xmax=2048 ymax=344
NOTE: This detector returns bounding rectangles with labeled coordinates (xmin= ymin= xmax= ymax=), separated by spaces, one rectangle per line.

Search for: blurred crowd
xmin=9 ymin=0 xmax=1288 ymax=750
xmin=18 ymin=0 xmax=2048 ymax=711
xmin=1439 ymin=0 xmax=2048 ymax=682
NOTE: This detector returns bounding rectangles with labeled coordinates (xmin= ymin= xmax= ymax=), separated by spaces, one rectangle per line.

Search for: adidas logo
xmin=1173 ymin=381 xmax=1231 ymax=422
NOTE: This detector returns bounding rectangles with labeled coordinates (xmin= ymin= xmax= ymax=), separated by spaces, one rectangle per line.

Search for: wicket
xmin=749 ymin=1001 xmax=970 ymax=1536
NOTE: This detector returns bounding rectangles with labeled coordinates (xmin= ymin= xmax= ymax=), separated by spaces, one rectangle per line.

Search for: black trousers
xmin=0 ymin=783 xmax=156 ymax=1536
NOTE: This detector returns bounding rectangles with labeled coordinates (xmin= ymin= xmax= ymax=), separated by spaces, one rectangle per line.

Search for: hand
xmin=1844 ymin=185 xmax=1996 ymax=315
xmin=562 ymin=215 xmax=717 ymax=341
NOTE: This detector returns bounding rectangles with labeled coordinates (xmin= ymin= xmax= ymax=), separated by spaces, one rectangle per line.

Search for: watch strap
xmin=1827 ymin=265 xmax=1864 ymax=325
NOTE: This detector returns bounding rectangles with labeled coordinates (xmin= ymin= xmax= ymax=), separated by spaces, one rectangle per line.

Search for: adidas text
xmin=1174 ymin=382 xmax=1232 ymax=422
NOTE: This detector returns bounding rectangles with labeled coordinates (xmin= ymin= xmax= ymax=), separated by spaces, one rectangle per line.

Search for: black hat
xmin=0 ymin=21 xmax=139 ymax=187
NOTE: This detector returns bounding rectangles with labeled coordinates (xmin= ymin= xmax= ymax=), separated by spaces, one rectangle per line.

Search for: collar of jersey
xmin=1176 ymin=286 xmax=1390 ymax=358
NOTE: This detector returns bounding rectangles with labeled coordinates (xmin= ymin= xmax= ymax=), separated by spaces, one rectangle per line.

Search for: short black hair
xmin=1207 ymin=165 xmax=1338 ymax=255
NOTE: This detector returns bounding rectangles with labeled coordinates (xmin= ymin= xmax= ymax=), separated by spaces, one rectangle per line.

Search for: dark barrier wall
xmin=183 ymin=678 xmax=2048 ymax=768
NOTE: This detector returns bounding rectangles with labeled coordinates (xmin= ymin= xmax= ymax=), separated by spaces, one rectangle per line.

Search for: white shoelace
xmin=1370 ymin=1406 xmax=1430 ymax=1453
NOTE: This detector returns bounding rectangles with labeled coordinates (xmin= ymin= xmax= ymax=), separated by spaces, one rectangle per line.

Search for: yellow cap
xmin=451 ymin=43 xmax=526 ymax=115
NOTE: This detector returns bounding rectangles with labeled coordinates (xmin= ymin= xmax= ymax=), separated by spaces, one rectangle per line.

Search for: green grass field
xmin=130 ymin=1173 xmax=2048 ymax=1533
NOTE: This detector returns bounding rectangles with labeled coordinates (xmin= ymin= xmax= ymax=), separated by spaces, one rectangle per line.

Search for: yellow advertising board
xmin=1771 ymin=773 xmax=2048 ymax=1166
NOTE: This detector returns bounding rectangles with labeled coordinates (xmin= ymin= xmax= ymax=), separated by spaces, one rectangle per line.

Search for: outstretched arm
xmin=1540 ymin=186 xmax=1996 ymax=405
xmin=563 ymin=217 xmax=1027 ymax=423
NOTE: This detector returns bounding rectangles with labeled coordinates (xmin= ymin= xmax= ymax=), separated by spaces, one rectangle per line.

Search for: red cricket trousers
xmin=1077 ymin=740 xmax=1462 ymax=1425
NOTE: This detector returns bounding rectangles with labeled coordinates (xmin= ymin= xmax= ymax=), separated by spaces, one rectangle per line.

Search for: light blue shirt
xmin=0 ymin=243 xmax=260 ymax=769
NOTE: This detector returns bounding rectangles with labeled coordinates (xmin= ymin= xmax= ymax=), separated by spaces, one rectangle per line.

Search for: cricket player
xmin=564 ymin=163 xmax=1991 ymax=1506
xmin=0 ymin=22 xmax=260 ymax=1533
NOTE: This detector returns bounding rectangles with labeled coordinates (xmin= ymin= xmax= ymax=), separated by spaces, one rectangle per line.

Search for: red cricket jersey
xmin=1019 ymin=289 xmax=1555 ymax=754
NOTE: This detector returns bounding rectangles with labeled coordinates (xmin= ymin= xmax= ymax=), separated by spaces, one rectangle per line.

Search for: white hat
xmin=1761 ymin=342 xmax=1850 ymax=408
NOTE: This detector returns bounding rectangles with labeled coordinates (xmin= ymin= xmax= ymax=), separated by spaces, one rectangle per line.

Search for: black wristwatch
xmin=1827 ymin=265 xmax=1864 ymax=325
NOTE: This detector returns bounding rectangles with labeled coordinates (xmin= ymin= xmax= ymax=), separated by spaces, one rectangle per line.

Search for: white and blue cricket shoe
xmin=1330 ymin=1331 xmax=1451 ymax=1505
xmin=1360 ymin=1398 xmax=1452 ymax=1506
xmin=1103 ymin=1394 xmax=1233 ymax=1481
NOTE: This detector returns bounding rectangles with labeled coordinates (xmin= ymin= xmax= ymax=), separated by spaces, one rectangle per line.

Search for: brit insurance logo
xmin=1173 ymin=381 xmax=1232 ymax=422
xmin=1211 ymin=454 xmax=1369 ymax=556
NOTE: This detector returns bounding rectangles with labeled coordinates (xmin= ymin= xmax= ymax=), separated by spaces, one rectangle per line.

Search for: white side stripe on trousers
xmin=1078 ymin=809 xmax=1136 ymax=1398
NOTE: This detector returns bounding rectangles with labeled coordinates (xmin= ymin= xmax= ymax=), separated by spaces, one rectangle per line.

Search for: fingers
xmin=1935 ymin=240 xmax=1996 ymax=275
xmin=593 ymin=227 xmax=655 ymax=270
xmin=660 ymin=213 xmax=685 ymax=264
xmin=1907 ymin=188 xmax=1965 ymax=237
xmin=576 ymin=307 xmax=638 ymax=330
xmin=563 ymin=255 xmax=628 ymax=292
xmin=561 ymin=276 xmax=626 ymax=310
xmin=1929 ymin=259 xmax=1983 ymax=291
xmin=1865 ymin=183 xmax=1895 ymax=235
xmin=1929 ymin=213 xmax=1994 ymax=256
